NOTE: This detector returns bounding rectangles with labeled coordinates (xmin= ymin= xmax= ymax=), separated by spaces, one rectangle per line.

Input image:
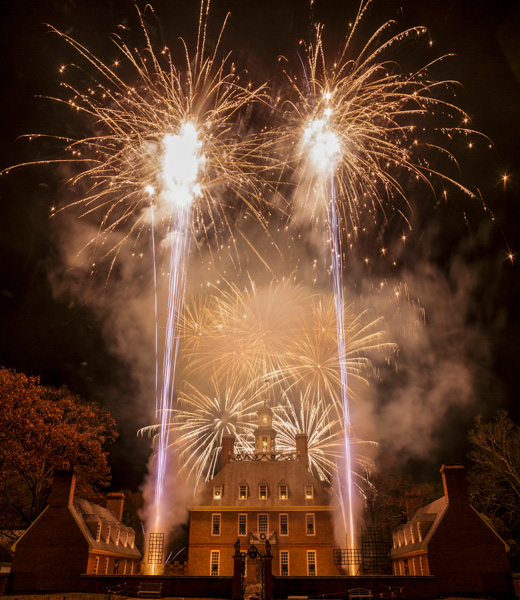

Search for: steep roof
xmin=190 ymin=457 xmax=336 ymax=510
xmin=71 ymin=497 xmax=141 ymax=558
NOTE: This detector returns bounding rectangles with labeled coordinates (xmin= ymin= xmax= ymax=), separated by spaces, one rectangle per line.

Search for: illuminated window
xmin=212 ymin=513 xmax=221 ymax=536
xmin=238 ymin=514 xmax=247 ymax=536
xmin=94 ymin=556 xmax=99 ymax=574
xmin=418 ymin=523 xmax=422 ymax=542
xmin=259 ymin=484 xmax=268 ymax=499
xmin=258 ymin=513 xmax=269 ymax=533
xmin=115 ymin=529 xmax=120 ymax=546
xmin=210 ymin=550 xmax=220 ymax=576
xmin=279 ymin=484 xmax=288 ymax=499
xmin=214 ymin=485 xmax=222 ymax=499
xmin=95 ymin=523 xmax=102 ymax=542
xmin=262 ymin=436 xmax=268 ymax=451
xmin=105 ymin=526 xmax=111 ymax=543
xmin=279 ymin=513 xmax=288 ymax=536
xmin=306 ymin=513 xmax=315 ymax=536
xmin=104 ymin=558 xmax=110 ymax=574
xmin=307 ymin=550 xmax=317 ymax=576
xmin=280 ymin=551 xmax=289 ymax=576
xmin=305 ymin=484 xmax=314 ymax=499
xmin=114 ymin=558 xmax=119 ymax=575
xmin=239 ymin=485 xmax=247 ymax=499
xmin=410 ymin=524 xmax=415 ymax=543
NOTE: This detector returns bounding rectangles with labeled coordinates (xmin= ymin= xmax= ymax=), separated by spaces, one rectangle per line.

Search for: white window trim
xmin=259 ymin=484 xmax=268 ymax=499
xmin=239 ymin=484 xmax=248 ymax=499
xmin=279 ymin=513 xmax=289 ymax=536
xmin=304 ymin=484 xmax=314 ymax=499
xmin=94 ymin=556 xmax=99 ymax=574
xmin=212 ymin=513 xmax=221 ymax=536
xmin=214 ymin=485 xmax=223 ymax=499
xmin=210 ymin=550 xmax=220 ymax=576
xmin=104 ymin=557 xmax=110 ymax=574
xmin=306 ymin=513 xmax=315 ymax=536
xmin=280 ymin=550 xmax=289 ymax=576
xmin=279 ymin=484 xmax=288 ymax=499
xmin=238 ymin=513 xmax=247 ymax=536
xmin=106 ymin=525 xmax=111 ymax=543
xmin=306 ymin=550 xmax=317 ymax=576
xmin=258 ymin=513 xmax=269 ymax=534
xmin=95 ymin=522 xmax=102 ymax=542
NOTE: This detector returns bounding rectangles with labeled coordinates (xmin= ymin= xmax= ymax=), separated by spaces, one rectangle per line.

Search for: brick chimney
xmin=48 ymin=470 xmax=76 ymax=507
xmin=296 ymin=433 xmax=309 ymax=469
xmin=440 ymin=464 xmax=469 ymax=506
xmin=221 ymin=434 xmax=235 ymax=469
xmin=106 ymin=492 xmax=125 ymax=522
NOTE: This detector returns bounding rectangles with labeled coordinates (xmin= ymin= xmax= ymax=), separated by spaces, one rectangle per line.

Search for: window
xmin=307 ymin=550 xmax=317 ymax=576
xmin=279 ymin=484 xmax=288 ymax=499
xmin=410 ymin=524 xmax=415 ymax=543
xmin=95 ymin=522 xmax=102 ymax=542
xmin=104 ymin=558 xmax=110 ymax=574
xmin=241 ymin=551 xmax=248 ymax=577
xmin=259 ymin=484 xmax=268 ymax=499
xmin=279 ymin=513 xmax=288 ymax=536
xmin=258 ymin=513 xmax=269 ymax=533
xmin=114 ymin=558 xmax=119 ymax=575
xmin=214 ymin=485 xmax=222 ymax=499
xmin=306 ymin=513 xmax=315 ymax=536
xmin=417 ymin=523 xmax=422 ymax=542
xmin=404 ymin=558 xmax=409 ymax=575
xmin=304 ymin=484 xmax=314 ymax=499
xmin=239 ymin=485 xmax=247 ymax=499
xmin=403 ymin=528 xmax=408 ymax=545
xmin=123 ymin=560 xmax=127 ymax=575
xmin=130 ymin=561 xmax=134 ymax=575
xmin=105 ymin=526 xmax=111 ymax=543
xmin=212 ymin=513 xmax=221 ymax=536
xmin=94 ymin=556 xmax=99 ymax=574
xmin=420 ymin=556 xmax=426 ymax=575
xmin=123 ymin=531 xmax=128 ymax=547
xmin=210 ymin=550 xmax=220 ymax=576
xmin=262 ymin=436 xmax=268 ymax=451
xmin=392 ymin=532 xmax=397 ymax=549
xmin=280 ymin=551 xmax=289 ymax=576
xmin=238 ymin=514 xmax=247 ymax=536
xmin=115 ymin=528 xmax=120 ymax=546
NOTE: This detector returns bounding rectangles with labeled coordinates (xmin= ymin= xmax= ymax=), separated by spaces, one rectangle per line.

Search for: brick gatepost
xmin=264 ymin=540 xmax=273 ymax=600
xmin=232 ymin=539 xmax=243 ymax=600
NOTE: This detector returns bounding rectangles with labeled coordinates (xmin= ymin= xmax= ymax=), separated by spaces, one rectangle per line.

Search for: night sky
xmin=1 ymin=0 xmax=519 ymax=491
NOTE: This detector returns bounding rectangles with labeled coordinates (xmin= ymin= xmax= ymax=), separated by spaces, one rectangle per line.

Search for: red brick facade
xmin=11 ymin=471 xmax=141 ymax=592
xmin=188 ymin=406 xmax=340 ymax=579
xmin=391 ymin=464 xmax=511 ymax=596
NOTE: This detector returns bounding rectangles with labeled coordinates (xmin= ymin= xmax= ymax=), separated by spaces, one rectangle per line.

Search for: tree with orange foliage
xmin=0 ymin=367 xmax=117 ymax=540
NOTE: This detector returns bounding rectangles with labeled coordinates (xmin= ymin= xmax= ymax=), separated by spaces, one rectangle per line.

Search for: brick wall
xmin=427 ymin=503 xmax=510 ymax=595
xmin=11 ymin=506 xmax=89 ymax=592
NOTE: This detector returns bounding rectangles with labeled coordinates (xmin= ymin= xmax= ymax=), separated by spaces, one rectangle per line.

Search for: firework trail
xmin=277 ymin=0 xmax=481 ymax=551
xmin=12 ymin=1 xmax=270 ymax=569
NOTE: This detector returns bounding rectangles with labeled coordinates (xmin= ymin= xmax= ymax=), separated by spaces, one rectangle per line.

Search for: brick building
xmin=188 ymin=404 xmax=340 ymax=581
xmin=10 ymin=471 xmax=141 ymax=592
xmin=391 ymin=464 xmax=511 ymax=596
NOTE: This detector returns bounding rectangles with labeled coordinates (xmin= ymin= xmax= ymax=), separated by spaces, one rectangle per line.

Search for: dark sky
xmin=0 ymin=0 xmax=519 ymax=490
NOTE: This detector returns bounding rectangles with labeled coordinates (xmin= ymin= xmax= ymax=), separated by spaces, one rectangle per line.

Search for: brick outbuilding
xmin=391 ymin=464 xmax=511 ymax=596
xmin=10 ymin=471 xmax=141 ymax=592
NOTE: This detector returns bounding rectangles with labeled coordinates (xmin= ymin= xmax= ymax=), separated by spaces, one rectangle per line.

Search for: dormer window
xmin=239 ymin=484 xmax=248 ymax=499
xmin=115 ymin=528 xmax=120 ymax=546
xmin=214 ymin=485 xmax=222 ymax=499
xmin=106 ymin=526 xmax=111 ymax=543
xmin=259 ymin=484 xmax=268 ymax=499
xmin=279 ymin=484 xmax=288 ymax=499
xmin=304 ymin=484 xmax=314 ymax=499
xmin=95 ymin=522 xmax=102 ymax=542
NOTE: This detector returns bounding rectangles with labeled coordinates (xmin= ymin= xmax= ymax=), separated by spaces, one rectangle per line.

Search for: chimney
xmin=106 ymin=492 xmax=125 ymax=522
xmin=440 ymin=464 xmax=469 ymax=506
xmin=296 ymin=433 xmax=309 ymax=469
xmin=49 ymin=470 xmax=76 ymax=508
xmin=221 ymin=434 xmax=235 ymax=469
